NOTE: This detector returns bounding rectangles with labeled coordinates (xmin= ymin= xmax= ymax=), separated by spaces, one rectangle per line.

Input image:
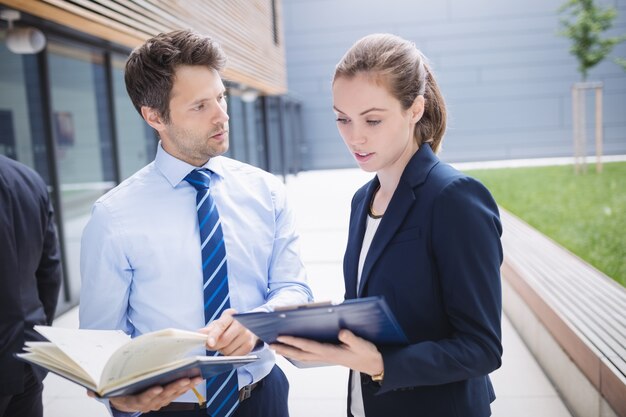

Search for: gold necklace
xmin=368 ymin=185 xmax=384 ymax=219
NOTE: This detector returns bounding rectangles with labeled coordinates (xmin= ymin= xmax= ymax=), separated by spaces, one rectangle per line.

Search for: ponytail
xmin=415 ymin=63 xmax=446 ymax=153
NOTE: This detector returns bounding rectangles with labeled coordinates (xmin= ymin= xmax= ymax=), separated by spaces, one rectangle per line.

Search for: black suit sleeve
xmin=36 ymin=194 xmax=63 ymax=325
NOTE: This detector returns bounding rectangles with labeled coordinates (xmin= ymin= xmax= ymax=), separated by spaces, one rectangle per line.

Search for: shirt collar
xmin=154 ymin=142 xmax=225 ymax=188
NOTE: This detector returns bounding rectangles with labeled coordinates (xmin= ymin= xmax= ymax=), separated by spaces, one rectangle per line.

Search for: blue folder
xmin=234 ymin=296 xmax=408 ymax=346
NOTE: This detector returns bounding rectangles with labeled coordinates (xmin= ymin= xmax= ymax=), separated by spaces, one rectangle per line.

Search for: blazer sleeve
xmin=379 ymin=176 xmax=503 ymax=393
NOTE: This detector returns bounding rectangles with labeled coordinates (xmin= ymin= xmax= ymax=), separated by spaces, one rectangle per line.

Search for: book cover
xmin=16 ymin=326 xmax=257 ymax=397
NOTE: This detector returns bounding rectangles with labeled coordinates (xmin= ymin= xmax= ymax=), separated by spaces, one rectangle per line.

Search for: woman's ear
xmin=410 ymin=95 xmax=425 ymax=124
xmin=141 ymin=106 xmax=167 ymax=132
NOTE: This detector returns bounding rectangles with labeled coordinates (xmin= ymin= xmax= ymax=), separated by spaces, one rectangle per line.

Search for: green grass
xmin=466 ymin=162 xmax=626 ymax=287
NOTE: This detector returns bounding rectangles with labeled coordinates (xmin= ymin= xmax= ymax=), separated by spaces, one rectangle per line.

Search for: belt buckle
xmin=238 ymin=382 xmax=255 ymax=402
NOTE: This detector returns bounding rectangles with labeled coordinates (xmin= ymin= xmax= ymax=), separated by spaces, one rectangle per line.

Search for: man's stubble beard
xmin=164 ymin=123 xmax=229 ymax=165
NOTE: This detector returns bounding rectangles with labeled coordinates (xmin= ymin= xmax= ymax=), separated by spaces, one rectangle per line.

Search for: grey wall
xmin=284 ymin=0 xmax=626 ymax=169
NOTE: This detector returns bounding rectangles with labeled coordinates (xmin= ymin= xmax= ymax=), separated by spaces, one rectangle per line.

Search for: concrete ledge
xmin=500 ymin=209 xmax=626 ymax=417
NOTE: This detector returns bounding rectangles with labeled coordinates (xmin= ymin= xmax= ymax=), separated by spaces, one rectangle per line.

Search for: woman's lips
xmin=354 ymin=151 xmax=373 ymax=163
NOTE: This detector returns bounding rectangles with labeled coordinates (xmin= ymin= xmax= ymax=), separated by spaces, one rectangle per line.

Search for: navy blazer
xmin=0 ymin=155 xmax=62 ymax=395
xmin=344 ymin=145 xmax=503 ymax=417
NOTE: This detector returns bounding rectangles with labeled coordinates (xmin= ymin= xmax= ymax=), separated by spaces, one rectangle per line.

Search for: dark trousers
xmin=144 ymin=365 xmax=290 ymax=417
xmin=0 ymin=367 xmax=43 ymax=417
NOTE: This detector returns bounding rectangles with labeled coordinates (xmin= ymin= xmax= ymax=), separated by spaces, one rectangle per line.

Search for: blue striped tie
xmin=185 ymin=169 xmax=239 ymax=417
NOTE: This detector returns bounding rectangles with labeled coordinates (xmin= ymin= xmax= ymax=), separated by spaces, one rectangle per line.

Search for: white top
xmin=351 ymin=213 xmax=382 ymax=417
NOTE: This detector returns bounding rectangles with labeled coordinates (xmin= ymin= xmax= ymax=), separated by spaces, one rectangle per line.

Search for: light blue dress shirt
xmin=79 ymin=143 xmax=313 ymax=403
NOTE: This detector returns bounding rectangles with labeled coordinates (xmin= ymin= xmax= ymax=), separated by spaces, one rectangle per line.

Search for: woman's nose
xmin=347 ymin=128 xmax=366 ymax=145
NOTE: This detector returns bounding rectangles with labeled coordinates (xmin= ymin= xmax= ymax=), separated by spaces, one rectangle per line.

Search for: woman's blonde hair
xmin=333 ymin=33 xmax=447 ymax=153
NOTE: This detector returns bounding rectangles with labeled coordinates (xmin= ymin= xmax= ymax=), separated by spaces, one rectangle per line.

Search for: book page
xmin=16 ymin=352 xmax=97 ymax=391
xmin=23 ymin=342 xmax=93 ymax=383
xmin=100 ymin=329 xmax=207 ymax=387
xmin=34 ymin=326 xmax=130 ymax=385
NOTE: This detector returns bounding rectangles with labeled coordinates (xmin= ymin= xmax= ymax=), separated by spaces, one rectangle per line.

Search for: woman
xmin=271 ymin=33 xmax=503 ymax=417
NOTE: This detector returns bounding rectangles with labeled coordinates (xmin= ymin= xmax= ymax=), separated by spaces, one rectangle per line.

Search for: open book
xmin=16 ymin=326 xmax=257 ymax=397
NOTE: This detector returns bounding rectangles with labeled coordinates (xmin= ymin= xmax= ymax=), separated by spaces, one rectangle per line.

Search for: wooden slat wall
xmin=0 ymin=0 xmax=287 ymax=94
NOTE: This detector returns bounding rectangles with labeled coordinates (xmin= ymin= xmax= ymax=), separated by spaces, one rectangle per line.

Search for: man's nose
xmin=213 ymin=103 xmax=229 ymax=124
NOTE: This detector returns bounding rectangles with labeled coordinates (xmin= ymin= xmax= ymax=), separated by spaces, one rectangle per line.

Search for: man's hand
xmin=88 ymin=377 xmax=203 ymax=413
xmin=271 ymin=329 xmax=384 ymax=376
xmin=200 ymin=308 xmax=258 ymax=356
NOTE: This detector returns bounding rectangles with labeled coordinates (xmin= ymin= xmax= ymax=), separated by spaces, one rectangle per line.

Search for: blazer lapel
xmin=357 ymin=180 xmax=415 ymax=297
xmin=345 ymin=179 xmax=378 ymax=299
xmin=357 ymin=145 xmax=440 ymax=297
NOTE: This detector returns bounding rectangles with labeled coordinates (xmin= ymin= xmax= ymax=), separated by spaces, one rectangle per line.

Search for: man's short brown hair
xmin=124 ymin=29 xmax=226 ymax=123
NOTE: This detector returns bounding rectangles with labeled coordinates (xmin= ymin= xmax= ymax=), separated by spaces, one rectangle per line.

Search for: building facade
xmin=283 ymin=0 xmax=626 ymax=169
xmin=0 ymin=0 xmax=303 ymax=313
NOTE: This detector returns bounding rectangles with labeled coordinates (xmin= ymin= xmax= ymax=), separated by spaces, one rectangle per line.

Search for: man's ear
xmin=410 ymin=95 xmax=425 ymax=124
xmin=141 ymin=106 xmax=166 ymax=132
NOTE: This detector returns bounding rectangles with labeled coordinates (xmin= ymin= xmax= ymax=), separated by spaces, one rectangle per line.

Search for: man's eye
xmin=194 ymin=104 xmax=205 ymax=111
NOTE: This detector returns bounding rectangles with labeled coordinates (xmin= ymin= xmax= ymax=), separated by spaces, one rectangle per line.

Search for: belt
xmin=156 ymin=381 xmax=260 ymax=412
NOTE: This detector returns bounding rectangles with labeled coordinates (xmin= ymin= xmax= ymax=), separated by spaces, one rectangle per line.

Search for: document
xmin=16 ymin=326 xmax=257 ymax=397
xmin=234 ymin=296 xmax=408 ymax=346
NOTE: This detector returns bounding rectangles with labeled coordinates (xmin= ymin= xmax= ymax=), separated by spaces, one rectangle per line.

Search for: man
xmin=0 ymin=155 xmax=63 ymax=417
xmin=79 ymin=30 xmax=312 ymax=416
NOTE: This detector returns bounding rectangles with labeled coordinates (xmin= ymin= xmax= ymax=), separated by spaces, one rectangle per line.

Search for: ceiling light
xmin=1 ymin=9 xmax=46 ymax=54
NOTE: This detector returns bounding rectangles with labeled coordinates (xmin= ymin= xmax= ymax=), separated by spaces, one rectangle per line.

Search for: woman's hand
xmin=271 ymin=329 xmax=384 ymax=376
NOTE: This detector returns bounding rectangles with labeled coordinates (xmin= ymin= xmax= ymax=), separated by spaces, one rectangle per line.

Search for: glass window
xmin=0 ymin=35 xmax=26 ymax=161
xmin=111 ymin=54 xmax=155 ymax=180
xmin=264 ymin=96 xmax=284 ymax=175
xmin=225 ymin=95 xmax=248 ymax=162
xmin=223 ymin=90 xmax=263 ymax=168
xmin=0 ymin=32 xmax=49 ymax=177
xmin=241 ymin=101 xmax=261 ymax=168
xmin=282 ymin=100 xmax=301 ymax=175
xmin=255 ymin=99 xmax=269 ymax=170
xmin=47 ymin=40 xmax=116 ymax=301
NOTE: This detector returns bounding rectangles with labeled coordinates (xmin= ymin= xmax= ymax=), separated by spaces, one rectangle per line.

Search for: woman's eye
xmin=366 ymin=120 xmax=381 ymax=126
xmin=336 ymin=117 xmax=349 ymax=124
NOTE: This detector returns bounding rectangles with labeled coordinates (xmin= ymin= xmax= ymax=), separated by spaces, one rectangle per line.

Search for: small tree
xmin=558 ymin=0 xmax=625 ymax=81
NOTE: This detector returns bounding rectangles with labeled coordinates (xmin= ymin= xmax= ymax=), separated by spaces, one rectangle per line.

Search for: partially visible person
xmin=272 ymin=33 xmax=503 ymax=417
xmin=79 ymin=29 xmax=312 ymax=416
xmin=0 ymin=155 xmax=63 ymax=417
